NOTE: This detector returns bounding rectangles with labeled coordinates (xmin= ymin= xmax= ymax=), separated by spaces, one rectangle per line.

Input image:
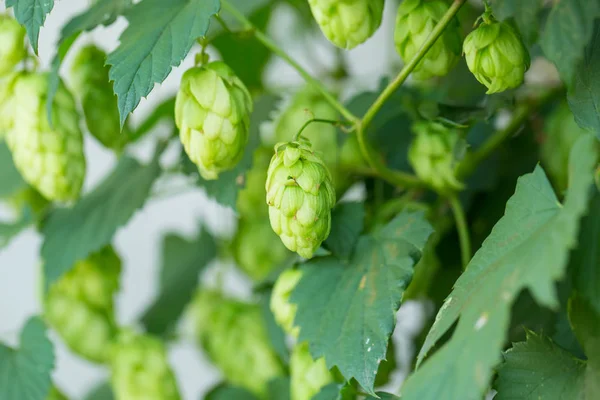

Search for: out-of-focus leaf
xmin=84 ymin=382 xmax=114 ymax=400
xmin=489 ymin=0 xmax=542 ymax=43
xmin=205 ymin=384 xmax=258 ymax=400
xmin=0 ymin=142 xmax=25 ymax=198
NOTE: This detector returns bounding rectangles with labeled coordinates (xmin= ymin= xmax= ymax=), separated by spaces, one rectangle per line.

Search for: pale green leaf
xmin=5 ymin=0 xmax=54 ymax=53
xmin=0 ymin=208 xmax=33 ymax=249
xmin=324 ymin=202 xmax=365 ymax=260
xmin=41 ymin=156 xmax=161 ymax=290
xmin=141 ymin=228 xmax=217 ymax=337
xmin=0 ymin=142 xmax=25 ymax=199
xmin=290 ymin=211 xmax=433 ymax=394
xmin=107 ymin=0 xmax=220 ymax=126
xmin=400 ymin=134 xmax=599 ymax=400
xmin=0 ymin=317 xmax=54 ymax=400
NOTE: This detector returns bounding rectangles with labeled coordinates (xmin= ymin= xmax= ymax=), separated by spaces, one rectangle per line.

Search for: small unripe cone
xmin=290 ymin=342 xmax=334 ymax=400
xmin=6 ymin=73 xmax=86 ymax=202
xmin=0 ymin=15 xmax=26 ymax=76
xmin=236 ymin=146 xmax=272 ymax=219
xmin=463 ymin=17 xmax=530 ymax=94
xmin=408 ymin=121 xmax=464 ymax=193
xmin=394 ymin=0 xmax=462 ymax=80
xmin=266 ymin=140 xmax=336 ymax=259
xmin=308 ymin=0 xmax=384 ymax=49
xmin=71 ymin=45 xmax=127 ymax=151
xmin=270 ymin=268 xmax=302 ymax=338
xmin=44 ymin=246 xmax=121 ymax=363
xmin=175 ymin=61 xmax=253 ymax=180
xmin=191 ymin=289 xmax=284 ymax=398
xmin=0 ymin=72 xmax=20 ymax=137
xmin=110 ymin=330 xmax=181 ymax=400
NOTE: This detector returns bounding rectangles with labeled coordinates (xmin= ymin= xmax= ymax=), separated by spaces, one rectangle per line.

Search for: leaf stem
xmin=293 ymin=118 xmax=347 ymax=141
xmin=220 ymin=0 xmax=358 ymax=123
xmin=448 ymin=194 xmax=471 ymax=269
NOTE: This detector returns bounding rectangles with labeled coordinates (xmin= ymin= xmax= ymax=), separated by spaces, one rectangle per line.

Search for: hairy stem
xmin=448 ymin=194 xmax=471 ymax=269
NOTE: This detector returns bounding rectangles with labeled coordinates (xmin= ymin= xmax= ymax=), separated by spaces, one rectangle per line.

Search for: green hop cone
xmin=110 ymin=330 xmax=181 ymax=400
xmin=308 ymin=0 xmax=384 ymax=49
xmin=290 ymin=342 xmax=334 ymax=400
xmin=266 ymin=140 xmax=336 ymax=259
xmin=191 ymin=289 xmax=284 ymax=397
xmin=44 ymin=246 xmax=121 ymax=363
xmin=6 ymin=73 xmax=85 ymax=201
xmin=0 ymin=72 xmax=20 ymax=137
xmin=236 ymin=146 xmax=272 ymax=219
xmin=175 ymin=61 xmax=253 ymax=180
xmin=270 ymin=268 xmax=302 ymax=338
xmin=394 ymin=0 xmax=462 ymax=80
xmin=0 ymin=15 xmax=26 ymax=76
xmin=463 ymin=16 xmax=530 ymax=94
xmin=541 ymin=102 xmax=589 ymax=192
xmin=71 ymin=45 xmax=127 ymax=151
xmin=408 ymin=121 xmax=464 ymax=193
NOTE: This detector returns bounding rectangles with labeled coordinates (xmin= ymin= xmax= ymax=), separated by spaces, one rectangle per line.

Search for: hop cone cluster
xmin=71 ymin=45 xmax=127 ymax=151
xmin=270 ymin=268 xmax=302 ymax=337
xmin=463 ymin=17 xmax=530 ymax=94
xmin=176 ymin=61 xmax=253 ymax=180
xmin=191 ymin=289 xmax=284 ymax=397
xmin=394 ymin=0 xmax=462 ymax=80
xmin=308 ymin=0 xmax=384 ymax=49
xmin=266 ymin=140 xmax=336 ymax=258
xmin=541 ymin=102 xmax=589 ymax=191
xmin=110 ymin=331 xmax=181 ymax=400
xmin=0 ymin=15 xmax=26 ymax=76
xmin=5 ymin=73 xmax=85 ymax=201
xmin=408 ymin=121 xmax=464 ymax=193
xmin=290 ymin=342 xmax=334 ymax=400
xmin=44 ymin=246 xmax=121 ymax=363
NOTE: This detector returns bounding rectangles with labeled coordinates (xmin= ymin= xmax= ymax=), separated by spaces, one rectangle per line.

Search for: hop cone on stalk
xmin=44 ymin=246 xmax=121 ymax=363
xmin=266 ymin=139 xmax=336 ymax=258
xmin=175 ymin=61 xmax=253 ymax=180
xmin=308 ymin=0 xmax=384 ymax=49
xmin=0 ymin=15 xmax=26 ymax=76
xmin=270 ymin=268 xmax=303 ymax=337
xmin=290 ymin=342 xmax=334 ymax=400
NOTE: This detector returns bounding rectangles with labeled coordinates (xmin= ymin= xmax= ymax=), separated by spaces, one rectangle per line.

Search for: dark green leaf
xmin=261 ymin=291 xmax=290 ymax=364
xmin=291 ymin=211 xmax=433 ymax=394
xmin=0 ymin=317 xmax=54 ymax=400
xmin=365 ymin=394 xmax=400 ymax=400
xmin=107 ymin=0 xmax=220 ymax=126
xmin=324 ymin=202 xmax=365 ymax=260
xmin=0 ymin=208 xmax=33 ymax=249
xmin=540 ymin=0 xmax=600 ymax=86
xmin=205 ymin=384 xmax=258 ymax=400
xmin=141 ymin=228 xmax=217 ymax=337
xmin=489 ymin=0 xmax=542 ymax=43
xmin=0 ymin=142 xmax=25 ymax=198
xmin=569 ymin=295 xmax=600 ymax=397
xmin=5 ymin=0 xmax=54 ymax=53
xmin=267 ymin=377 xmax=290 ymax=400
xmin=211 ymin=0 xmax=271 ymax=35
xmin=401 ymin=134 xmax=599 ymax=400
xmin=84 ymin=382 xmax=114 ymax=400
xmin=41 ymin=156 xmax=161 ymax=290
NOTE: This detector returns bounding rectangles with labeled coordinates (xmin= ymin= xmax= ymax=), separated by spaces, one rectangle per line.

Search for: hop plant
xmin=0 ymin=15 xmax=26 ymax=76
xmin=71 ymin=45 xmax=127 ymax=151
xmin=266 ymin=140 xmax=336 ymax=258
xmin=463 ymin=15 xmax=530 ymax=94
xmin=191 ymin=289 xmax=284 ymax=397
xmin=110 ymin=331 xmax=181 ymax=400
xmin=5 ymin=73 xmax=85 ymax=201
xmin=408 ymin=121 xmax=464 ymax=193
xmin=290 ymin=342 xmax=334 ymax=400
xmin=308 ymin=0 xmax=384 ymax=49
xmin=44 ymin=246 xmax=121 ymax=363
xmin=394 ymin=0 xmax=462 ymax=80
xmin=175 ymin=61 xmax=253 ymax=180
xmin=236 ymin=146 xmax=273 ymax=219
xmin=270 ymin=268 xmax=302 ymax=337
xmin=0 ymin=72 xmax=19 ymax=137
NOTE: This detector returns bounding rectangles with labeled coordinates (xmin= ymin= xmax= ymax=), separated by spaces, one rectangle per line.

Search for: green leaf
xmin=0 ymin=208 xmax=33 ymax=250
xmin=0 ymin=142 xmax=25 ymax=199
xmin=400 ymin=134 xmax=599 ymax=400
xmin=540 ymin=0 xmax=600 ymax=87
xmin=365 ymin=394 xmax=401 ymax=400
xmin=261 ymin=291 xmax=289 ymax=364
xmin=267 ymin=377 xmax=290 ymax=400
xmin=83 ymin=382 xmax=114 ymax=400
xmin=568 ymin=23 xmax=600 ymax=139
xmin=205 ymin=384 xmax=258 ymax=400
xmin=41 ymin=156 xmax=161 ymax=290
xmin=290 ymin=211 xmax=433 ymax=394
xmin=494 ymin=331 xmax=586 ymax=400
xmin=107 ymin=0 xmax=220 ymax=126
xmin=323 ymin=202 xmax=365 ymax=260
xmin=5 ymin=0 xmax=54 ymax=53
xmin=0 ymin=317 xmax=54 ymax=400
xmin=569 ymin=296 xmax=600 ymax=398
xmin=311 ymin=384 xmax=343 ymax=400
xmin=211 ymin=0 xmax=271 ymax=35
xmin=141 ymin=228 xmax=217 ymax=337
xmin=489 ymin=0 xmax=542 ymax=43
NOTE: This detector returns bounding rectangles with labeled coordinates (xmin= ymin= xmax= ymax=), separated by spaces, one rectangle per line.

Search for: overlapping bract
xmin=0 ymin=15 xmax=26 ymax=76
xmin=44 ymin=246 xmax=121 ymax=363
xmin=6 ymin=73 xmax=85 ymax=201
xmin=308 ymin=0 xmax=384 ymax=49
xmin=175 ymin=61 xmax=253 ymax=180
xmin=464 ymin=19 xmax=530 ymax=93
xmin=191 ymin=290 xmax=284 ymax=397
xmin=270 ymin=268 xmax=303 ymax=337
xmin=290 ymin=342 xmax=334 ymax=400
xmin=266 ymin=140 xmax=336 ymax=258
xmin=394 ymin=0 xmax=462 ymax=80
xmin=110 ymin=331 xmax=181 ymax=400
